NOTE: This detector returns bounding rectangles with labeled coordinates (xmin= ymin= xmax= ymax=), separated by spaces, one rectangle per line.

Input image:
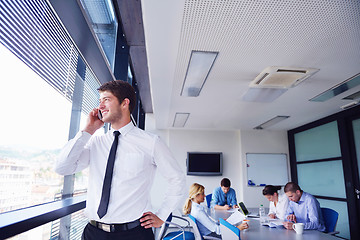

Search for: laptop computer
xmin=238 ymin=202 xmax=259 ymax=218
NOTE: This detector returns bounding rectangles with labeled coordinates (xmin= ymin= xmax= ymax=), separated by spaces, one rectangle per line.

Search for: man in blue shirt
xmin=283 ymin=182 xmax=325 ymax=232
xmin=212 ymin=178 xmax=239 ymax=210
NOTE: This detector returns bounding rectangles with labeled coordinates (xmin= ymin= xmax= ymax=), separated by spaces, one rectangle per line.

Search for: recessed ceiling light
xmin=254 ymin=116 xmax=290 ymax=130
xmin=173 ymin=113 xmax=190 ymax=127
xmin=180 ymin=51 xmax=218 ymax=97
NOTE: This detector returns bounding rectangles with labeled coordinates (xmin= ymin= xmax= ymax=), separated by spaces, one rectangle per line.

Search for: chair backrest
xmin=321 ymin=207 xmax=339 ymax=233
xmin=219 ymin=218 xmax=240 ymax=240
xmin=188 ymin=214 xmax=204 ymax=240
xmin=157 ymin=213 xmax=172 ymax=240
xmin=206 ymin=194 xmax=212 ymax=208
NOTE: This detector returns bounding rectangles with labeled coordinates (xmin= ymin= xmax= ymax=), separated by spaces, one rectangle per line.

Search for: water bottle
xmin=259 ymin=204 xmax=266 ymax=223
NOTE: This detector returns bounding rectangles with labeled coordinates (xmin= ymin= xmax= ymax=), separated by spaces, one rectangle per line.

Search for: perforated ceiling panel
xmin=173 ymin=0 xmax=360 ymax=95
xmin=142 ymin=0 xmax=360 ymax=130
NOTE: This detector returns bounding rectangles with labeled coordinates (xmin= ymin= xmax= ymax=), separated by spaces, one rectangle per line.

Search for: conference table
xmin=209 ymin=208 xmax=340 ymax=240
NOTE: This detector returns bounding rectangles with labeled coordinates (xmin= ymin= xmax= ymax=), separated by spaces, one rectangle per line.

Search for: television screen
xmin=186 ymin=152 xmax=223 ymax=176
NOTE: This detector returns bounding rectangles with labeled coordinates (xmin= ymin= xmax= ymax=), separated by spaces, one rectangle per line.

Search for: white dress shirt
xmin=268 ymin=193 xmax=289 ymax=220
xmin=190 ymin=201 xmax=221 ymax=236
xmin=55 ymin=122 xmax=185 ymax=224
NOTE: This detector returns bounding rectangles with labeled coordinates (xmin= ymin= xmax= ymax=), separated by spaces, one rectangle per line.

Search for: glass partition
xmin=297 ymin=160 xmax=346 ymax=198
xmin=294 ymin=121 xmax=341 ymax=161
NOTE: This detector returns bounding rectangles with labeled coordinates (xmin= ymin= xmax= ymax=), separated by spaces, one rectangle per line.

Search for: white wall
xmin=239 ymin=130 xmax=289 ymax=208
xmin=145 ymin=113 xmax=289 ymax=214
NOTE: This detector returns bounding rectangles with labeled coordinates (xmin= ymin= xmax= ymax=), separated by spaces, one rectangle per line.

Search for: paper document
xmin=261 ymin=218 xmax=283 ymax=228
xmin=225 ymin=210 xmax=246 ymax=225
xmin=227 ymin=208 xmax=236 ymax=213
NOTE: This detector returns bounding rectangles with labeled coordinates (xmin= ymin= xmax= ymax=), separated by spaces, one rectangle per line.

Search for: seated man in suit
xmin=212 ymin=178 xmax=239 ymax=210
xmin=283 ymin=182 xmax=325 ymax=231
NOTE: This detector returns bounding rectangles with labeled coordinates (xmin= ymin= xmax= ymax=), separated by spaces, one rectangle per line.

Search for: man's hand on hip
xmin=140 ymin=212 xmax=164 ymax=228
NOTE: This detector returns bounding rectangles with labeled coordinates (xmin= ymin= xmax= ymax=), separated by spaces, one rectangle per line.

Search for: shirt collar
xmin=297 ymin=191 xmax=305 ymax=204
xmin=111 ymin=121 xmax=134 ymax=136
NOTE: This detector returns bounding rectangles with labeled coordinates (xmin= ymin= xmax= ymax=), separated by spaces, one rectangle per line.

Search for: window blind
xmin=0 ymin=0 xmax=100 ymax=114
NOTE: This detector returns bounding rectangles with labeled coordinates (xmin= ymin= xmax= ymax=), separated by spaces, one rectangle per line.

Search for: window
xmin=0 ymin=44 xmax=70 ymax=213
xmin=80 ymin=0 xmax=118 ymax=72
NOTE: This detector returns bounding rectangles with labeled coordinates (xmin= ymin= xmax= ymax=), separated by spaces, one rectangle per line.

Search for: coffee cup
xmin=242 ymin=219 xmax=250 ymax=231
xmin=292 ymin=223 xmax=304 ymax=234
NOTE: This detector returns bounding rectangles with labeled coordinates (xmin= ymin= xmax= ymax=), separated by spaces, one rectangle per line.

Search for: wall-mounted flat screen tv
xmin=186 ymin=152 xmax=223 ymax=176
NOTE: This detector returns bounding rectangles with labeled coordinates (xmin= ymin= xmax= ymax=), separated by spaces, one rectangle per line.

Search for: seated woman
xmin=183 ymin=183 xmax=248 ymax=238
xmin=262 ymin=185 xmax=289 ymax=220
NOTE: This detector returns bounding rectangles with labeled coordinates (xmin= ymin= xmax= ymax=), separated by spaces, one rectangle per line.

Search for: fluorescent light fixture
xmin=341 ymin=101 xmax=359 ymax=110
xmin=173 ymin=113 xmax=190 ymax=127
xmin=343 ymin=90 xmax=360 ymax=100
xmin=242 ymin=88 xmax=288 ymax=102
xmin=181 ymin=51 xmax=218 ymax=97
xmin=310 ymin=73 xmax=360 ymax=102
xmin=254 ymin=116 xmax=290 ymax=130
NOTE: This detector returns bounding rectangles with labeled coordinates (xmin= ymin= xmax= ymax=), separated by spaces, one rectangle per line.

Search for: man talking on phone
xmin=55 ymin=80 xmax=185 ymax=240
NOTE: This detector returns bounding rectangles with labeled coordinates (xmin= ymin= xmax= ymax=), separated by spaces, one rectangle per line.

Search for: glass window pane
xmin=0 ymin=43 xmax=71 ymax=213
xmin=318 ymin=199 xmax=350 ymax=239
xmin=297 ymin=160 xmax=346 ymax=198
xmin=80 ymin=0 xmax=118 ymax=72
xmin=294 ymin=121 xmax=341 ymax=161
xmin=352 ymin=118 xmax=360 ymax=181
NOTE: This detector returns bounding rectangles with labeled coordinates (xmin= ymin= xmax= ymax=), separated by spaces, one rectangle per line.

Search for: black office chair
xmin=157 ymin=213 xmax=195 ymax=240
xmin=321 ymin=207 xmax=339 ymax=236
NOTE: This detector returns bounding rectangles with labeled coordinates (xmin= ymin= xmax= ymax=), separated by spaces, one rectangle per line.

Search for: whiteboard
xmin=246 ymin=153 xmax=289 ymax=186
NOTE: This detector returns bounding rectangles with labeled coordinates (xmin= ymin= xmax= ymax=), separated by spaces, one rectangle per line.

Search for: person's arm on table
xmin=214 ymin=204 xmax=231 ymax=210
xmin=237 ymin=222 xmax=248 ymax=230
xmin=268 ymin=201 xmax=276 ymax=219
xmin=283 ymin=204 xmax=296 ymax=229
xmin=212 ymin=188 xmax=231 ymax=210
xmin=229 ymin=190 xmax=238 ymax=208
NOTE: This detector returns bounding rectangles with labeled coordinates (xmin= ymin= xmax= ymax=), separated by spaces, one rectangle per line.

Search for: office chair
xmin=321 ymin=207 xmax=340 ymax=235
xmin=219 ymin=218 xmax=241 ymax=240
xmin=206 ymin=194 xmax=212 ymax=208
xmin=157 ymin=213 xmax=195 ymax=240
xmin=188 ymin=214 xmax=221 ymax=240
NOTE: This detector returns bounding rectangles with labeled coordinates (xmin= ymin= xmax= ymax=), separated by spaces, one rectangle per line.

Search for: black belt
xmin=89 ymin=219 xmax=141 ymax=232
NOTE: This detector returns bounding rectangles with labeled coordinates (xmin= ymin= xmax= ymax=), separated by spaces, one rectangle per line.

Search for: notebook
xmin=238 ymin=202 xmax=259 ymax=218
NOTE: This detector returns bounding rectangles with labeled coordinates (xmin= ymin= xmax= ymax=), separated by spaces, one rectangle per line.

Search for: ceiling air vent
xmin=250 ymin=66 xmax=319 ymax=89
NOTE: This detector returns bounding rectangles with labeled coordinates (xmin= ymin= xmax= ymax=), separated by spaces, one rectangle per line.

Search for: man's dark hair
xmin=98 ymin=80 xmax=136 ymax=113
xmin=284 ymin=182 xmax=302 ymax=193
xmin=220 ymin=178 xmax=231 ymax=187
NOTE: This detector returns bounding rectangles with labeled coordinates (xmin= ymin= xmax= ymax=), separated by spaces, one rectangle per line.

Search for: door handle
xmin=356 ymin=188 xmax=360 ymax=200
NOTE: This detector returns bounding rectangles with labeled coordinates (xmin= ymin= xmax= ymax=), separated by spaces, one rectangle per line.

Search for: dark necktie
xmin=97 ymin=131 xmax=120 ymax=219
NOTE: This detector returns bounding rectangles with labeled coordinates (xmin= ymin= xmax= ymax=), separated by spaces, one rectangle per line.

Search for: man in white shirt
xmin=55 ymin=80 xmax=185 ymax=240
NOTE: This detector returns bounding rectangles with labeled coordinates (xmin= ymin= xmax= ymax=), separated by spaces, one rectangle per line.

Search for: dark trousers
xmin=82 ymin=222 xmax=154 ymax=240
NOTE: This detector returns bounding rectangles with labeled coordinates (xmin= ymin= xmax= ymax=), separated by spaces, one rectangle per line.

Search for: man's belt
xmin=89 ymin=219 xmax=141 ymax=232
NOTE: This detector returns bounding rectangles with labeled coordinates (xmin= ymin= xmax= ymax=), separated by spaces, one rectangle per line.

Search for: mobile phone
xmin=238 ymin=202 xmax=249 ymax=215
xmin=98 ymin=109 xmax=103 ymax=120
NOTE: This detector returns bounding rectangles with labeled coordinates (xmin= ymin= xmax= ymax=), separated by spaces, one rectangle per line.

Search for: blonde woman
xmin=183 ymin=183 xmax=248 ymax=238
